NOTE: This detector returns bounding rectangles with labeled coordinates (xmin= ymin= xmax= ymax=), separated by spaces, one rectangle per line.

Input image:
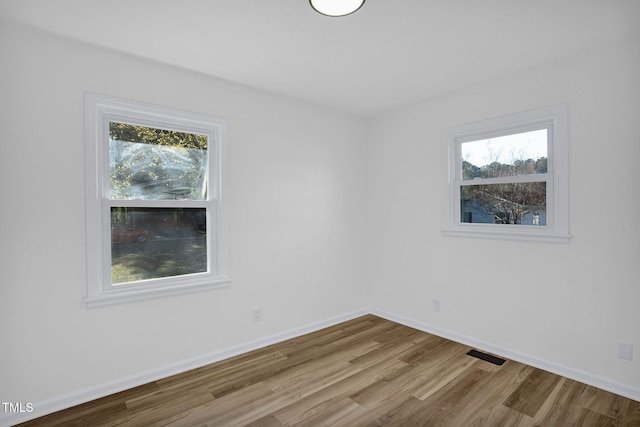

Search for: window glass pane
xmin=461 ymin=129 xmax=547 ymax=180
xmin=111 ymin=207 xmax=207 ymax=284
xmin=460 ymin=182 xmax=546 ymax=225
xmin=109 ymin=122 xmax=208 ymax=200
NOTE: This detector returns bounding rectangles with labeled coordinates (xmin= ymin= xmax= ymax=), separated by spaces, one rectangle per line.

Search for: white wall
xmin=0 ymin=20 xmax=368 ymax=409
xmin=367 ymin=35 xmax=640 ymax=396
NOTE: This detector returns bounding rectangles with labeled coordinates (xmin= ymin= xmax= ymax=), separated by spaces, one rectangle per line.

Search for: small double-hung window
xmin=442 ymin=104 xmax=569 ymax=243
xmin=85 ymin=94 xmax=230 ymax=307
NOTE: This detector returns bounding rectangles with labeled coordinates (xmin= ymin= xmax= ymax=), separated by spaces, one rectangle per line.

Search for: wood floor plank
xmin=395 ymin=333 xmax=450 ymax=365
xmin=583 ymin=383 xmax=632 ymax=421
xmin=373 ymin=322 xmax=422 ymax=344
xmin=124 ymin=384 xmax=211 ymax=411
xmin=16 ymin=315 xmax=639 ymax=427
xmin=347 ymin=390 xmax=424 ymax=427
xmin=16 ymin=382 xmax=159 ymax=427
xmin=533 ymin=378 xmax=590 ymax=426
xmin=205 ymin=353 xmax=292 ymax=398
xmin=349 ymin=364 xmax=423 ymax=409
xmin=272 ymin=357 xmax=408 ymax=425
xmin=368 ymin=394 xmax=430 ymax=426
xmin=16 ymin=400 xmax=128 ymax=427
xmin=347 ymin=339 xmax=415 ymax=370
xmin=274 ymin=394 xmax=348 ymax=426
xmin=282 ymin=396 xmax=361 ymax=427
xmin=244 ymin=414 xmax=285 ymax=427
xmin=156 ymin=382 xmax=290 ymax=427
xmin=113 ymin=385 xmax=215 ymax=426
xmin=503 ymin=366 xmax=563 ymax=417
xmin=393 ymin=366 xmax=490 ymax=426
xmin=278 ymin=315 xmax=387 ymax=355
xmin=469 ymin=404 xmax=534 ymax=427
xmin=576 ymin=408 xmax=620 ymax=427
xmin=440 ymin=360 xmax=533 ymax=426
xmin=155 ymin=350 xmax=288 ymax=394
xmin=265 ymin=359 xmax=362 ymax=400
xmin=621 ymin=400 xmax=640 ymax=426
xmin=408 ymin=346 xmax=480 ymax=401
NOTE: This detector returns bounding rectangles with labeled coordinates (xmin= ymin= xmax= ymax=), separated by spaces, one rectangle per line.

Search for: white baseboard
xmin=3 ymin=307 xmax=638 ymax=426
xmin=0 ymin=308 xmax=370 ymax=427
xmin=370 ymin=308 xmax=640 ymax=403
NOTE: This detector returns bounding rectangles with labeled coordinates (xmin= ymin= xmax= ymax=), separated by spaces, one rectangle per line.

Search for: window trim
xmin=441 ymin=104 xmax=570 ymax=243
xmin=84 ymin=93 xmax=231 ymax=308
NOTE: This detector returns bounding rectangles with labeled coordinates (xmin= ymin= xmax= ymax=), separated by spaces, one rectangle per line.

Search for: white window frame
xmin=441 ymin=104 xmax=570 ymax=243
xmin=84 ymin=93 xmax=231 ymax=308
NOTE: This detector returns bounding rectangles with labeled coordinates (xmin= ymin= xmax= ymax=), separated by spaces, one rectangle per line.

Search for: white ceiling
xmin=2 ymin=0 xmax=639 ymax=116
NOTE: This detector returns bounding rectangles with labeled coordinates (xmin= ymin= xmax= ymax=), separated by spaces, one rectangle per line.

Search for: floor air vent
xmin=466 ymin=349 xmax=506 ymax=366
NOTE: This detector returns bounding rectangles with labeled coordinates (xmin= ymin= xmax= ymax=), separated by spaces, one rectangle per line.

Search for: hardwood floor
xmin=17 ymin=315 xmax=640 ymax=426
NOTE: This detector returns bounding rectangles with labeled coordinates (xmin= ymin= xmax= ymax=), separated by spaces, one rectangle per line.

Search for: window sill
xmin=441 ymin=226 xmax=570 ymax=244
xmin=85 ymin=277 xmax=232 ymax=308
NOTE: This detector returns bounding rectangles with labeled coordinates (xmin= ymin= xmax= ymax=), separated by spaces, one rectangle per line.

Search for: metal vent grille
xmin=466 ymin=349 xmax=506 ymax=366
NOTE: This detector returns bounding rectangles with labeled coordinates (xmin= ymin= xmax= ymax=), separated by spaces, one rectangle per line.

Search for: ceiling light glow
xmin=309 ymin=0 xmax=365 ymax=17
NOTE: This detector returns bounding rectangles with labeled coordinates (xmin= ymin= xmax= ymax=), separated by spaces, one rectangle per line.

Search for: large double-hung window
xmin=85 ymin=94 xmax=230 ymax=307
xmin=442 ymin=104 xmax=569 ymax=243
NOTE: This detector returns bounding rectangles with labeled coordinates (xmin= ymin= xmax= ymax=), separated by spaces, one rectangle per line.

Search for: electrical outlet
xmin=252 ymin=307 xmax=262 ymax=323
xmin=618 ymin=342 xmax=633 ymax=361
xmin=432 ymin=298 xmax=441 ymax=312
